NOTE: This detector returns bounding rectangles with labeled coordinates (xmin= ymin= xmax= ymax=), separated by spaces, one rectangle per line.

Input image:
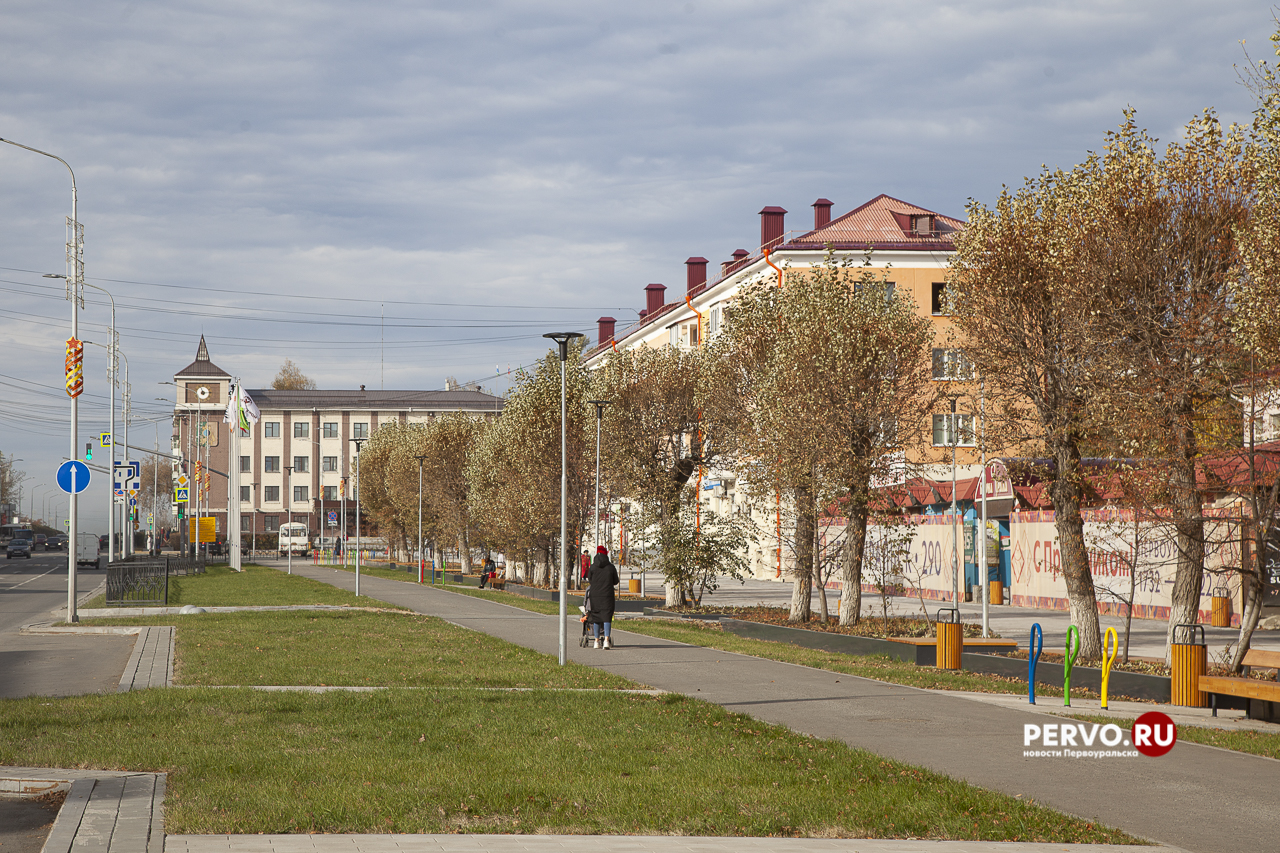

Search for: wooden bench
xmin=491 ymin=580 xmax=505 ymax=591
xmin=887 ymin=637 xmax=1020 ymax=653
xmin=1199 ymin=648 xmax=1280 ymax=721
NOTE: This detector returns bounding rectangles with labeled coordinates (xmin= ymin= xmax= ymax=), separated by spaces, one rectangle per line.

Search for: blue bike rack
xmin=1028 ymin=622 xmax=1044 ymax=704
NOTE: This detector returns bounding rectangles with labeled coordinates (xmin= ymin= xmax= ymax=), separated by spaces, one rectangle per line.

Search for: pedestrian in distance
xmin=586 ymin=545 xmax=620 ymax=649
xmin=580 ymin=548 xmax=591 ymax=581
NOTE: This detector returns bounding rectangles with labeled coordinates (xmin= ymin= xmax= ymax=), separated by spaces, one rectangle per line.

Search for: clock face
xmin=196 ymin=385 xmax=210 ymax=401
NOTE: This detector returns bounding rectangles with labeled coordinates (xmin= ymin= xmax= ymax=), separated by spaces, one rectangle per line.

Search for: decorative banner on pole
xmin=64 ymin=337 xmax=84 ymax=398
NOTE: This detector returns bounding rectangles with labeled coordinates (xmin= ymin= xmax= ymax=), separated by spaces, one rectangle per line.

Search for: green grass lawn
xmin=80 ymin=563 xmax=398 ymax=610
xmin=1059 ymin=712 xmax=1280 ymax=761
xmin=30 ymin=568 xmax=1144 ymax=841
xmin=93 ymin=609 xmax=627 ymax=690
xmin=0 ymin=687 xmax=1136 ymax=841
xmin=316 ymin=560 xmax=437 ymax=584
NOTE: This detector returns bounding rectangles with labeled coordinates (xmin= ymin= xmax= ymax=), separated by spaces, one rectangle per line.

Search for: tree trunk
xmin=458 ymin=531 xmax=472 ymax=574
xmin=1163 ymin=440 xmax=1205 ymax=665
xmin=789 ymin=485 xmax=814 ymax=622
xmin=1049 ymin=442 xmax=1102 ymax=660
xmin=534 ymin=544 xmax=550 ymax=587
xmin=816 ymin=495 xmax=829 ymax=622
xmin=1231 ymin=526 xmax=1267 ymax=671
xmin=839 ymin=487 xmax=869 ymax=626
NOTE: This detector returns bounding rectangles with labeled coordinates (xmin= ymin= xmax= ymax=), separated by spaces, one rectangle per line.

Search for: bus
xmin=277 ymin=522 xmax=310 ymax=556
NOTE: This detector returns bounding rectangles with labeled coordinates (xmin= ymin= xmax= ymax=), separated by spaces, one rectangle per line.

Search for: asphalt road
xmin=0 ymin=549 xmax=133 ymax=699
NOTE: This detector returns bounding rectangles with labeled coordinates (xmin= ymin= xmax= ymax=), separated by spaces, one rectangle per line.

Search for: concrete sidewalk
xmin=275 ymin=562 xmax=1276 ymax=853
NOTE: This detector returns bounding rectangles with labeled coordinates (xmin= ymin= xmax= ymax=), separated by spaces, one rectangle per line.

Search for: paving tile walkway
xmin=269 ymin=563 xmax=1277 ymax=853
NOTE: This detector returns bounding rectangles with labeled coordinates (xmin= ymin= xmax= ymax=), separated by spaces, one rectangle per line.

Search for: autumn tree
xmin=591 ymin=344 xmax=749 ymax=605
xmin=948 ymin=167 xmax=1111 ymax=659
xmin=1082 ymin=111 xmax=1253 ymax=660
xmin=0 ymin=451 xmax=25 ymax=511
xmin=272 ymin=359 xmax=317 ymax=390
xmin=706 ymin=253 xmax=936 ymax=625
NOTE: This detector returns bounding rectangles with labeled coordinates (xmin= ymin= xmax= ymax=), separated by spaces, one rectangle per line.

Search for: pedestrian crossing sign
xmin=99 ymin=432 xmax=112 ymax=447
xmin=174 ymin=487 xmax=189 ymax=503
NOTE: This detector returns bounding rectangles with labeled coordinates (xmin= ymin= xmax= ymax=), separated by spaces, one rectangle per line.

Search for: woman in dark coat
xmin=586 ymin=546 xmax=620 ymax=649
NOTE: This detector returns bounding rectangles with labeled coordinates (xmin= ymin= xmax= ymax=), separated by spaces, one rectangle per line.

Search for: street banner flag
xmin=223 ymin=383 xmax=261 ymax=435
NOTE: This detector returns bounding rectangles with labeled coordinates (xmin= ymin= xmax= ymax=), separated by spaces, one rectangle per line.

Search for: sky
xmin=1 ymin=0 xmax=1275 ymax=530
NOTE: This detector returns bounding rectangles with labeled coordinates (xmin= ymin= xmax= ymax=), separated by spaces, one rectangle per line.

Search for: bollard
xmin=1029 ymin=623 xmax=1043 ymax=704
xmin=935 ymin=608 xmax=962 ymax=670
xmin=1063 ymin=625 xmax=1080 ymax=707
xmin=1210 ymin=586 xmax=1231 ymax=628
xmin=1171 ymin=623 xmax=1208 ymax=707
xmin=1100 ymin=626 xmax=1118 ymax=710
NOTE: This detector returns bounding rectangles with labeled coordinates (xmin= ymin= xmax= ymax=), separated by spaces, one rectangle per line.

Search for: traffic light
xmin=85 ymin=441 xmax=92 ymax=461
xmin=177 ymin=503 xmax=184 ymax=520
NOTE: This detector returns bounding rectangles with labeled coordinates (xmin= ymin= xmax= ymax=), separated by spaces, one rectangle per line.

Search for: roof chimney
xmin=597 ymin=316 xmax=616 ymax=348
xmin=812 ymin=198 xmax=833 ymax=230
xmin=645 ymin=283 xmax=667 ymax=317
xmin=685 ymin=257 xmax=708 ymax=293
xmin=722 ymin=249 xmax=750 ymax=278
xmin=759 ymin=206 xmax=787 ymax=251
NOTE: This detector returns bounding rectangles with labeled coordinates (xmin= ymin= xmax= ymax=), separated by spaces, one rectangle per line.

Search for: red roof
xmin=786 ymin=194 xmax=963 ymax=251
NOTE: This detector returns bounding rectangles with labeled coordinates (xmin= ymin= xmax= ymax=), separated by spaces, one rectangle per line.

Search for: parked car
xmin=6 ymin=539 xmax=31 ymax=560
xmin=32 ymin=534 xmax=47 ymax=551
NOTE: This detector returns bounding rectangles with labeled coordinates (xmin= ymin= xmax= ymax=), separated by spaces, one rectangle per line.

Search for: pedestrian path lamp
xmin=544 ymin=331 xmax=584 ymax=666
xmin=350 ymin=438 xmax=367 ymax=596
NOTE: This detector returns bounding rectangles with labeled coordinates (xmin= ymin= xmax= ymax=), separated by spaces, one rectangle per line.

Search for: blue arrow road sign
xmin=57 ymin=460 xmax=91 ymax=494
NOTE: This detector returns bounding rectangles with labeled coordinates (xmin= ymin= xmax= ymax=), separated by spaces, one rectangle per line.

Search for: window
xmin=322 ymin=456 xmax=338 ymax=472
xmin=264 ymin=514 xmax=279 ymax=532
xmin=855 ymin=281 xmax=896 ymax=302
xmin=294 ymin=422 xmax=309 ymax=438
xmin=240 ymin=485 xmax=251 ymax=502
xmin=669 ymin=326 xmax=679 ymax=347
xmin=912 ymin=214 xmax=934 ymax=236
xmin=264 ymin=422 xmax=280 ymax=438
xmin=932 ymin=413 xmax=975 ymax=447
xmin=1271 ymin=413 xmax=1280 ymax=435
xmin=688 ymin=322 xmax=699 ymax=347
xmin=240 ymin=455 xmax=251 ymax=473
xmin=264 ymin=456 xmax=280 ymax=473
xmin=353 ymin=423 xmax=369 ymax=439
xmin=931 ymin=282 xmax=949 ymax=315
xmin=323 ymin=422 xmax=339 ymax=439
xmin=324 ymin=485 xmax=337 ymax=501
xmin=293 ymin=456 xmax=309 ymax=473
xmin=293 ymin=485 xmax=309 ymax=503
xmin=241 ymin=514 xmax=253 ymax=531
xmin=932 ymin=348 xmax=974 ymax=381
xmin=264 ymin=485 xmax=280 ymax=503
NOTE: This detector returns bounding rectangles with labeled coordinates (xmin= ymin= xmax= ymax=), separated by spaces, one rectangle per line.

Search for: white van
xmin=76 ymin=533 xmax=100 ymax=567
xmin=277 ymin=522 xmax=310 ymax=556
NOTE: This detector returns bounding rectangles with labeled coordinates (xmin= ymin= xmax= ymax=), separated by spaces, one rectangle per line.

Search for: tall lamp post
xmin=350 ymin=438 xmax=367 ymax=596
xmin=283 ymin=464 xmax=295 ymax=575
xmin=947 ymin=394 xmax=963 ymax=611
xmin=543 ymin=331 xmax=584 ymax=666
xmin=415 ymin=454 xmax=428 ymax=584
xmin=2 ymin=137 xmax=84 ymax=622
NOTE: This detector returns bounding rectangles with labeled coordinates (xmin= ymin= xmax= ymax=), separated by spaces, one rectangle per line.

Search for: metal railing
xmin=106 ymin=558 xmax=169 ymax=606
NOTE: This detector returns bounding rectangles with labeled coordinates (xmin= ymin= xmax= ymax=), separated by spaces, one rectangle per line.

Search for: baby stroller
xmin=578 ymin=592 xmax=595 ymax=647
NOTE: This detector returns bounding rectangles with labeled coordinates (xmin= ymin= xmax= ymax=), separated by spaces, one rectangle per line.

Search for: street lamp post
xmin=2 ymin=137 xmax=84 ymax=621
xmin=948 ymin=395 xmax=962 ymax=610
xmin=415 ymin=454 xmax=427 ymax=584
xmin=543 ymin=331 xmax=585 ymax=666
xmin=350 ymin=438 xmax=367 ymax=596
xmin=283 ymin=465 xmax=295 ymax=575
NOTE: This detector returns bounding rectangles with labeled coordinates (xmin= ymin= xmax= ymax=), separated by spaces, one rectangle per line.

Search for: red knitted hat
xmin=597 ymin=546 xmax=608 ymax=554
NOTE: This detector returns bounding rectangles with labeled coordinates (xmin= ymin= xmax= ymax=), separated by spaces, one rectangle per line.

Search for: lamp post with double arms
xmin=350 ymin=438 xmax=367 ymax=596
xmin=543 ymin=332 xmax=585 ymax=666
xmin=284 ymin=465 xmax=295 ymax=575
xmin=2 ymin=137 xmax=84 ymax=621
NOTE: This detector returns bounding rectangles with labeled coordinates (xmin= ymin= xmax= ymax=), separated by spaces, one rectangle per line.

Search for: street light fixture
xmin=350 ymin=437 xmax=367 ymax=596
xmin=2 ymin=136 xmax=84 ymax=622
xmin=543 ymin=331 xmax=585 ymax=666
